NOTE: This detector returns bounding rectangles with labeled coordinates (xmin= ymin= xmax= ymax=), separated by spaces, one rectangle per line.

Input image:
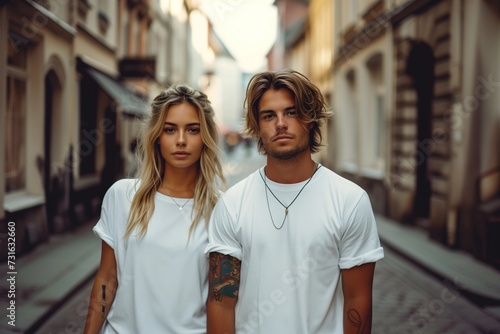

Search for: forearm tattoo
xmin=347 ymin=308 xmax=368 ymax=334
xmin=209 ymin=253 xmax=241 ymax=301
xmin=101 ymin=285 xmax=107 ymax=318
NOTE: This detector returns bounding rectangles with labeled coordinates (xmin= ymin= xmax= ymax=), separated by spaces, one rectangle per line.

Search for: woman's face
xmin=158 ymin=101 xmax=204 ymax=171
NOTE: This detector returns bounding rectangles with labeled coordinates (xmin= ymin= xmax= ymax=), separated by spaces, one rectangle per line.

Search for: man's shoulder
xmin=318 ymin=166 xmax=367 ymax=196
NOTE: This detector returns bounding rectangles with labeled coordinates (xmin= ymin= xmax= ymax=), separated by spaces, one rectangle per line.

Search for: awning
xmin=84 ymin=66 xmax=150 ymax=116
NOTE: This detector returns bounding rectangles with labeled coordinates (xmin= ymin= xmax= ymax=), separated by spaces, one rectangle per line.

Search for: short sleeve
xmin=204 ymin=197 xmax=242 ymax=260
xmin=338 ymin=191 xmax=384 ymax=269
xmin=93 ymin=185 xmax=115 ymax=249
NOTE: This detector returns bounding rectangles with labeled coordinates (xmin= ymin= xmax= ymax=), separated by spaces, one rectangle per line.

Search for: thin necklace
xmin=160 ymin=184 xmax=191 ymax=211
xmin=259 ymin=163 xmax=321 ymax=229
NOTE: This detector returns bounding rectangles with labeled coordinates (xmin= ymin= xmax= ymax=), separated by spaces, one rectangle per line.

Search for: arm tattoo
xmin=209 ymin=253 xmax=241 ymax=301
xmin=101 ymin=285 xmax=107 ymax=318
xmin=347 ymin=309 xmax=368 ymax=334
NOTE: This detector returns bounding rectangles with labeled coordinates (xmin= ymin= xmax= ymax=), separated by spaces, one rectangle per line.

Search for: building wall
xmin=268 ymin=0 xmax=309 ymax=71
xmin=455 ymin=0 xmax=500 ymax=260
xmin=390 ymin=0 xmax=453 ymax=242
xmin=1 ymin=0 xmax=203 ymax=258
xmin=0 ymin=7 xmax=7 ymax=222
xmin=331 ymin=0 xmax=394 ymax=214
xmin=387 ymin=0 xmax=500 ymax=265
xmin=1 ymin=1 xmax=76 ymax=254
xmin=271 ymin=0 xmax=500 ymax=266
xmin=308 ymin=0 xmax=334 ymax=165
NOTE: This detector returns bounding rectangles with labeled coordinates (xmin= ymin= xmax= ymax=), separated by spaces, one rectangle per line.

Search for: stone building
xmin=0 ymin=0 xmax=209 ymax=258
xmin=273 ymin=0 xmax=500 ymax=268
xmin=332 ymin=0 xmax=500 ymax=268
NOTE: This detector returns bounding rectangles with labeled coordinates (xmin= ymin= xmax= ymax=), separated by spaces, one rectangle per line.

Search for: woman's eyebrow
xmin=164 ymin=122 xmax=200 ymax=126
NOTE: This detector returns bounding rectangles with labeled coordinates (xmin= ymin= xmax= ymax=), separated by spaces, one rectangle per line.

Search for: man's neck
xmin=265 ymin=154 xmax=316 ymax=184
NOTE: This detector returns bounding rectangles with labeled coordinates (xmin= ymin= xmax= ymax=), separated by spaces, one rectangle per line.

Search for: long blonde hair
xmin=125 ymin=84 xmax=226 ymax=238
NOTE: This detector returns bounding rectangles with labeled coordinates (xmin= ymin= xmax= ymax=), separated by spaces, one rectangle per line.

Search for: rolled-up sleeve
xmin=92 ymin=186 xmax=115 ymax=249
xmin=205 ymin=197 xmax=242 ymax=260
xmin=339 ymin=191 xmax=384 ymax=269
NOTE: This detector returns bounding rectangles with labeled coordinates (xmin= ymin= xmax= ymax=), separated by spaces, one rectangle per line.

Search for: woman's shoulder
xmin=105 ymin=178 xmax=140 ymax=199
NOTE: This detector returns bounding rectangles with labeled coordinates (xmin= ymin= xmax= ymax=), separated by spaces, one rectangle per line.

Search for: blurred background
xmin=1 ymin=0 xmax=500 ymax=333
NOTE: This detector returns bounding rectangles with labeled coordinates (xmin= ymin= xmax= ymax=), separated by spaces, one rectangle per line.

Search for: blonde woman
xmin=84 ymin=84 xmax=225 ymax=333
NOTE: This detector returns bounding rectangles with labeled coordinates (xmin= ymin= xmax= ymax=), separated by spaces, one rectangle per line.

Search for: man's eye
xmin=285 ymin=111 xmax=297 ymax=117
xmin=263 ymin=114 xmax=274 ymax=120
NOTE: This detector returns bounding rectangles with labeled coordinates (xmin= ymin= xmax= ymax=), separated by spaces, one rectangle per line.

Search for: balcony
xmin=119 ymin=57 xmax=156 ymax=79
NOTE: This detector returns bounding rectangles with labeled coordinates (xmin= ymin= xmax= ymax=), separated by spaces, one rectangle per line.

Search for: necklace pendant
xmin=179 ymin=207 xmax=183 ymax=211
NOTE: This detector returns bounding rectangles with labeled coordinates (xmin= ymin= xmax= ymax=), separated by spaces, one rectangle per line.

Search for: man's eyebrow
xmin=258 ymin=105 xmax=296 ymax=114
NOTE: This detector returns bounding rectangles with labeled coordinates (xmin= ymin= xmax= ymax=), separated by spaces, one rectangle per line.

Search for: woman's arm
xmin=207 ymin=252 xmax=241 ymax=334
xmin=342 ymin=262 xmax=376 ymax=334
xmin=84 ymin=241 xmax=118 ymax=334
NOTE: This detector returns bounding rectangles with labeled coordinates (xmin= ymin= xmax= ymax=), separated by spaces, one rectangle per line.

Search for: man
xmin=205 ymin=69 xmax=384 ymax=334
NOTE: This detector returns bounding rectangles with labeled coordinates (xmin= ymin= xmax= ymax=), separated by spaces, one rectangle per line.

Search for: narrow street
xmin=33 ymin=144 xmax=500 ymax=334
xmin=35 ymin=246 xmax=500 ymax=334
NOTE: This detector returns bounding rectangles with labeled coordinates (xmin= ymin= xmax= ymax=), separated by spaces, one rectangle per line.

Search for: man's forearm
xmin=207 ymin=301 xmax=236 ymax=334
xmin=343 ymin=296 xmax=372 ymax=334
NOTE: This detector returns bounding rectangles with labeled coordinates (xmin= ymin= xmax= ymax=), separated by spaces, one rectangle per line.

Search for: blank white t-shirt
xmin=205 ymin=166 xmax=384 ymax=334
xmin=94 ymin=178 xmax=208 ymax=334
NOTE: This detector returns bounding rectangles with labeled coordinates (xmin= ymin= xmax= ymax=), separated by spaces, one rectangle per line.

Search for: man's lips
xmin=273 ymin=134 xmax=293 ymax=142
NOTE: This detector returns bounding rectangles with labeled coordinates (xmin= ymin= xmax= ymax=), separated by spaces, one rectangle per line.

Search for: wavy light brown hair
xmin=125 ymin=84 xmax=226 ymax=238
xmin=244 ymin=69 xmax=332 ymax=154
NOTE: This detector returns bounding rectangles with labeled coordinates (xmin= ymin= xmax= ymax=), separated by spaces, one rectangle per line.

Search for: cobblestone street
xmin=373 ymin=247 xmax=500 ymax=334
xmin=34 ymin=243 xmax=500 ymax=334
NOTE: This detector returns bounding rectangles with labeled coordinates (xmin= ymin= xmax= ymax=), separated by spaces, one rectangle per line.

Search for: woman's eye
xmin=164 ymin=128 xmax=175 ymax=133
xmin=188 ymin=128 xmax=201 ymax=134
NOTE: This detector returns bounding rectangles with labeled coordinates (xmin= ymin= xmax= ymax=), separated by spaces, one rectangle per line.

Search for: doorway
xmin=406 ymin=41 xmax=435 ymax=223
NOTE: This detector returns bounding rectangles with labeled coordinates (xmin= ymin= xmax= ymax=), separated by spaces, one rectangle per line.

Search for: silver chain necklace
xmin=259 ymin=164 xmax=321 ymax=229
xmin=161 ymin=184 xmax=191 ymax=211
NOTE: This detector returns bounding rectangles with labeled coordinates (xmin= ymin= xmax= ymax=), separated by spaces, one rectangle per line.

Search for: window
xmin=5 ymin=76 xmax=27 ymax=192
xmin=375 ymin=93 xmax=385 ymax=162
xmin=79 ymin=75 xmax=98 ymax=176
xmin=366 ymin=53 xmax=384 ymax=169
xmin=5 ymin=34 xmax=28 ymax=192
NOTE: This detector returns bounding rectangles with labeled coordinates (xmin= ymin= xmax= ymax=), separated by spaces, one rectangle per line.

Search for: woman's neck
xmin=161 ymin=166 xmax=198 ymax=197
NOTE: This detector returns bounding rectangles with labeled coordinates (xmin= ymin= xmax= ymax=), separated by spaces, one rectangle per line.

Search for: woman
xmin=84 ymin=84 xmax=226 ymax=333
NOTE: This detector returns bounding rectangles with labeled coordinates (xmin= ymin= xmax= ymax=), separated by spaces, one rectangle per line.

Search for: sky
xmin=200 ymin=0 xmax=278 ymax=73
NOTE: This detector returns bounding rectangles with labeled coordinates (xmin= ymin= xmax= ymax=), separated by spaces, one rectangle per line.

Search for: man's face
xmin=257 ymin=88 xmax=311 ymax=160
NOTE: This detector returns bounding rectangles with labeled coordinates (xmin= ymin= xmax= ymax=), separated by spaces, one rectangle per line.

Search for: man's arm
xmin=207 ymin=252 xmax=241 ymax=334
xmin=84 ymin=241 xmax=118 ymax=334
xmin=341 ymin=262 xmax=376 ymax=334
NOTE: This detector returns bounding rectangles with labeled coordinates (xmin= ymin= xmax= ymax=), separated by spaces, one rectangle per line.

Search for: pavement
xmin=2 ymin=213 xmax=500 ymax=334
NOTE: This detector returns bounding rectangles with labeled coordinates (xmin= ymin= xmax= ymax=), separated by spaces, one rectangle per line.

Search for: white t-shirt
xmin=93 ymin=178 xmax=208 ymax=334
xmin=205 ymin=165 xmax=384 ymax=334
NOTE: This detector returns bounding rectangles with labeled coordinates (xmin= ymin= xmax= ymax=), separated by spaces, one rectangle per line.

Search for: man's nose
xmin=276 ymin=114 xmax=288 ymax=130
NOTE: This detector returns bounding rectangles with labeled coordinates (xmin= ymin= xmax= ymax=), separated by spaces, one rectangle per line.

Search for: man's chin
xmin=266 ymin=148 xmax=300 ymax=160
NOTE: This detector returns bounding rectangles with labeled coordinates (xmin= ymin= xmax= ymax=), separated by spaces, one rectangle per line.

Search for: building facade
xmin=270 ymin=0 xmax=500 ymax=268
xmin=1 ymin=0 xmax=209 ymax=258
xmin=331 ymin=0 xmax=500 ymax=268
